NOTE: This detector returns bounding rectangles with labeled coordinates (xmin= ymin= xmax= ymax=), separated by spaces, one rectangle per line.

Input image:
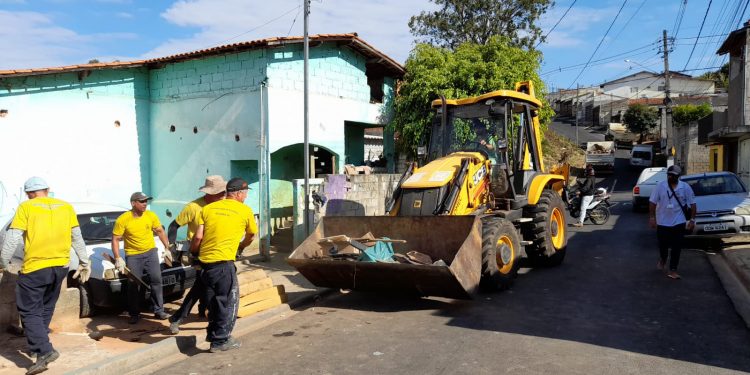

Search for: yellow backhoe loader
xmin=288 ymin=81 xmax=569 ymax=299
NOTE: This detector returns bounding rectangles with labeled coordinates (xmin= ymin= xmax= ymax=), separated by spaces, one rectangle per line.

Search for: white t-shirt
xmin=649 ymin=180 xmax=695 ymax=227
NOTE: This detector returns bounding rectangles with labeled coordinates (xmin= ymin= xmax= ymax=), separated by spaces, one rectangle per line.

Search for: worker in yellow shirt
xmin=112 ymin=192 xmax=170 ymax=324
xmin=190 ymin=177 xmax=257 ymax=352
xmin=166 ymin=175 xmax=227 ymax=334
xmin=0 ymin=177 xmax=90 ymax=375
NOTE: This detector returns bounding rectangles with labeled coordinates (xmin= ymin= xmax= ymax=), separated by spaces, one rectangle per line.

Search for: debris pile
xmin=314 ymin=233 xmax=447 ymax=266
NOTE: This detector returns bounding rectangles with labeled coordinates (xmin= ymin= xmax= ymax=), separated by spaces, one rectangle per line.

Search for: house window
xmin=365 ymin=64 xmax=385 ymax=103
xmin=657 ymin=85 xmax=665 ymax=91
xmin=630 ymin=87 xmax=638 ymax=93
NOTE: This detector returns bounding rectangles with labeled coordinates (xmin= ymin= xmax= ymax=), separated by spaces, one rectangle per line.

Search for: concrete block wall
xmin=675 ymin=121 xmax=711 ymax=174
xmin=149 ymin=50 xmax=267 ymax=101
xmin=267 ymin=44 xmax=370 ymax=102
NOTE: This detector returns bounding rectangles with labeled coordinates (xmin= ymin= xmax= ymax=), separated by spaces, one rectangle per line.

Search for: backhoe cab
xmin=289 ymin=81 xmax=570 ymax=299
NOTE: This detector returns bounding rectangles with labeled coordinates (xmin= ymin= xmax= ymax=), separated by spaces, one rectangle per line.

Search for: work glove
xmin=114 ymin=257 xmax=126 ymax=273
xmin=73 ymin=264 xmax=91 ymax=283
xmin=164 ymin=248 xmax=174 ymax=267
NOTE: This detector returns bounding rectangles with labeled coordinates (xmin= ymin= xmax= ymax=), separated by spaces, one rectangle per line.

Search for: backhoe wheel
xmin=523 ymin=189 xmax=567 ymax=267
xmin=480 ymin=217 xmax=521 ymax=291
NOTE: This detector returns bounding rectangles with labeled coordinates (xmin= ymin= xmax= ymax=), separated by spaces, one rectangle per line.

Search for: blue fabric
xmin=358 ymin=238 xmax=395 ymax=262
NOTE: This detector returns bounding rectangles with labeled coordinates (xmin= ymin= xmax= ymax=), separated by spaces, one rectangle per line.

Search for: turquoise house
xmin=0 ymin=33 xmax=404 ymax=242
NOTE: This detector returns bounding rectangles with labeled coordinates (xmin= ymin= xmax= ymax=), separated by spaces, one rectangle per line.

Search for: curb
xmin=66 ymin=289 xmax=335 ymax=375
xmin=708 ymin=252 xmax=750 ymax=329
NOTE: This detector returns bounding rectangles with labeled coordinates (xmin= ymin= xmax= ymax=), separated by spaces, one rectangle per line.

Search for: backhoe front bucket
xmin=287 ymin=216 xmax=482 ymax=299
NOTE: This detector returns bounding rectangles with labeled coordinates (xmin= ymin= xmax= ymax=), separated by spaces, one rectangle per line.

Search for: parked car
xmin=630 ymin=144 xmax=654 ymax=168
xmin=632 ymin=167 xmax=667 ymax=211
xmin=680 ymin=172 xmax=750 ymax=238
xmin=0 ymin=202 xmax=196 ymax=317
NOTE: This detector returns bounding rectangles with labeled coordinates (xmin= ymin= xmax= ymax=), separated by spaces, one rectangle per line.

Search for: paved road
xmin=158 ymin=131 xmax=750 ymax=374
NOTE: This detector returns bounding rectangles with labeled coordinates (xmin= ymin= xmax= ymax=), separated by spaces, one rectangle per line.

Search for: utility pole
xmin=303 ymin=0 xmax=311 ymax=236
xmin=573 ymin=83 xmax=581 ymax=147
xmin=662 ymin=29 xmax=673 ymax=163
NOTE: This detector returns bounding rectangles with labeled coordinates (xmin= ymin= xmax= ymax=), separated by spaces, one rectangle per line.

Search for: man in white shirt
xmin=648 ymin=165 xmax=697 ymax=279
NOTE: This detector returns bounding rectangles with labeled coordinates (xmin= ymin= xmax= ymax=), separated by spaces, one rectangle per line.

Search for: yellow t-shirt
xmin=113 ymin=211 xmax=161 ymax=255
xmin=10 ymin=197 xmax=79 ymax=274
xmin=174 ymin=197 xmax=206 ymax=241
xmin=196 ymin=199 xmax=257 ymax=263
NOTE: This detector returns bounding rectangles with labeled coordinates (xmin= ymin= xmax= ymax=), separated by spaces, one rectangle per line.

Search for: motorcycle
xmin=563 ymin=186 xmax=612 ymax=225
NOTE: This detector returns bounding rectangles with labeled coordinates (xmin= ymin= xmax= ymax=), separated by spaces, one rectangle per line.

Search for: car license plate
xmin=163 ymin=274 xmax=177 ymax=286
xmin=703 ymin=223 xmax=729 ymax=232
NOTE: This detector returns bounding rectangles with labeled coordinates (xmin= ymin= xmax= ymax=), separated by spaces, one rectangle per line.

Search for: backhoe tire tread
xmin=522 ymin=189 xmax=567 ymax=267
xmin=480 ymin=217 xmax=522 ymax=292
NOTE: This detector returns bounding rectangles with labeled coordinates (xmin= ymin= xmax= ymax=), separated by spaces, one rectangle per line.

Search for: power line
xmin=543 ymin=46 xmax=658 ymax=76
xmin=671 ymin=0 xmax=688 ymax=38
xmin=213 ymin=5 xmax=302 ymax=47
xmin=613 ymin=0 xmax=647 ymax=40
xmin=682 ymin=0 xmax=713 ymax=70
xmin=567 ymin=0 xmax=629 ymax=89
xmin=286 ymin=7 xmax=303 ymax=37
xmin=542 ymin=42 xmax=658 ymax=75
xmin=537 ymin=0 xmax=577 ymax=48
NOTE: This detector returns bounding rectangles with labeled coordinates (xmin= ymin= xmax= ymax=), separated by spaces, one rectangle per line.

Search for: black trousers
xmin=16 ymin=266 xmax=67 ymax=355
xmin=657 ymin=224 xmax=686 ymax=271
xmin=201 ymin=262 xmax=239 ymax=345
xmin=126 ymin=248 xmax=164 ymax=317
xmin=170 ymin=273 xmax=206 ymax=323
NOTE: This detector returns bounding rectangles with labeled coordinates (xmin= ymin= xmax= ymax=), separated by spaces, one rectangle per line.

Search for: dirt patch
xmin=542 ymin=127 xmax=585 ymax=170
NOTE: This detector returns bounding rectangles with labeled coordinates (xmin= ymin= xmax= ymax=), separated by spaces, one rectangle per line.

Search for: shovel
xmin=102 ymin=253 xmax=151 ymax=291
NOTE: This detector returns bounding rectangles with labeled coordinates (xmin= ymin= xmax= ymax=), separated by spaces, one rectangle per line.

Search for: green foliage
xmin=672 ymin=103 xmax=712 ymax=127
xmin=623 ymin=104 xmax=659 ymax=142
xmin=699 ymin=62 xmax=729 ymax=89
xmin=408 ymin=0 xmax=552 ymax=50
xmin=389 ymin=37 xmax=552 ymax=155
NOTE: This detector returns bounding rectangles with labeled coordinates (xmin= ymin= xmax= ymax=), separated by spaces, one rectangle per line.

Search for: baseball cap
xmin=199 ymin=175 xmax=227 ymax=195
xmin=226 ymin=177 xmax=249 ymax=192
xmin=23 ymin=177 xmax=49 ymax=192
xmin=667 ymin=165 xmax=682 ymax=176
xmin=130 ymin=192 xmax=153 ymax=202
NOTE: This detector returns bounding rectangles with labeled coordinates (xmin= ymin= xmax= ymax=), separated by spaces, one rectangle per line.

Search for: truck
xmin=288 ymin=81 xmax=570 ymax=299
xmin=585 ymin=141 xmax=615 ymax=173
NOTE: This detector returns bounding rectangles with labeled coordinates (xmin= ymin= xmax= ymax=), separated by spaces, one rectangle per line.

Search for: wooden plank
xmin=236 ymin=268 xmax=268 ymax=284
xmin=238 ymin=277 xmax=274 ymax=297
xmin=237 ymin=294 xmax=287 ymax=318
xmin=238 ymin=285 xmax=286 ymax=307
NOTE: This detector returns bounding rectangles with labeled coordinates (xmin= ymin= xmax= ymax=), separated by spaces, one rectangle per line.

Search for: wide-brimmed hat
xmin=199 ymin=175 xmax=227 ymax=195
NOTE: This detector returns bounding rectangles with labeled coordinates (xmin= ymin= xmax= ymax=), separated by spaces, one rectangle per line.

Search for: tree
xmin=623 ymin=104 xmax=659 ymax=143
xmin=699 ymin=62 xmax=729 ymax=89
xmin=408 ymin=0 xmax=552 ymax=50
xmin=390 ymin=36 xmax=551 ymax=155
xmin=672 ymin=103 xmax=712 ymax=127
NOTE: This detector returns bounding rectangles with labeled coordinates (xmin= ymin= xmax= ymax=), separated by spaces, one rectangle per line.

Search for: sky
xmin=1 ymin=0 xmax=744 ymax=93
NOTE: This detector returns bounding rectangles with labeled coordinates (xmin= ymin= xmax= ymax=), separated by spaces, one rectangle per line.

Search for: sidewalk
xmin=707 ymin=236 xmax=750 ymax=329
xmin=0 ymin=247 xmax=327 ymax=375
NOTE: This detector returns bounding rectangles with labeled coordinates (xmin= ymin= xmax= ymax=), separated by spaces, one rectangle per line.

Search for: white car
xmin=632 ymin=167 xmax=667 ymax=211
xmin=1 ymin=202 xmax=196 ymax=317
xmin=681 ymin=172 xmax=750 ymax=238
xmin=630 ymin=145 xmax=654 ymax=168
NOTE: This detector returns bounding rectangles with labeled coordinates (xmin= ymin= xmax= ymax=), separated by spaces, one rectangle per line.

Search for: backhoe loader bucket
xmin=287 ymin=216 xmax=482 ymax=299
